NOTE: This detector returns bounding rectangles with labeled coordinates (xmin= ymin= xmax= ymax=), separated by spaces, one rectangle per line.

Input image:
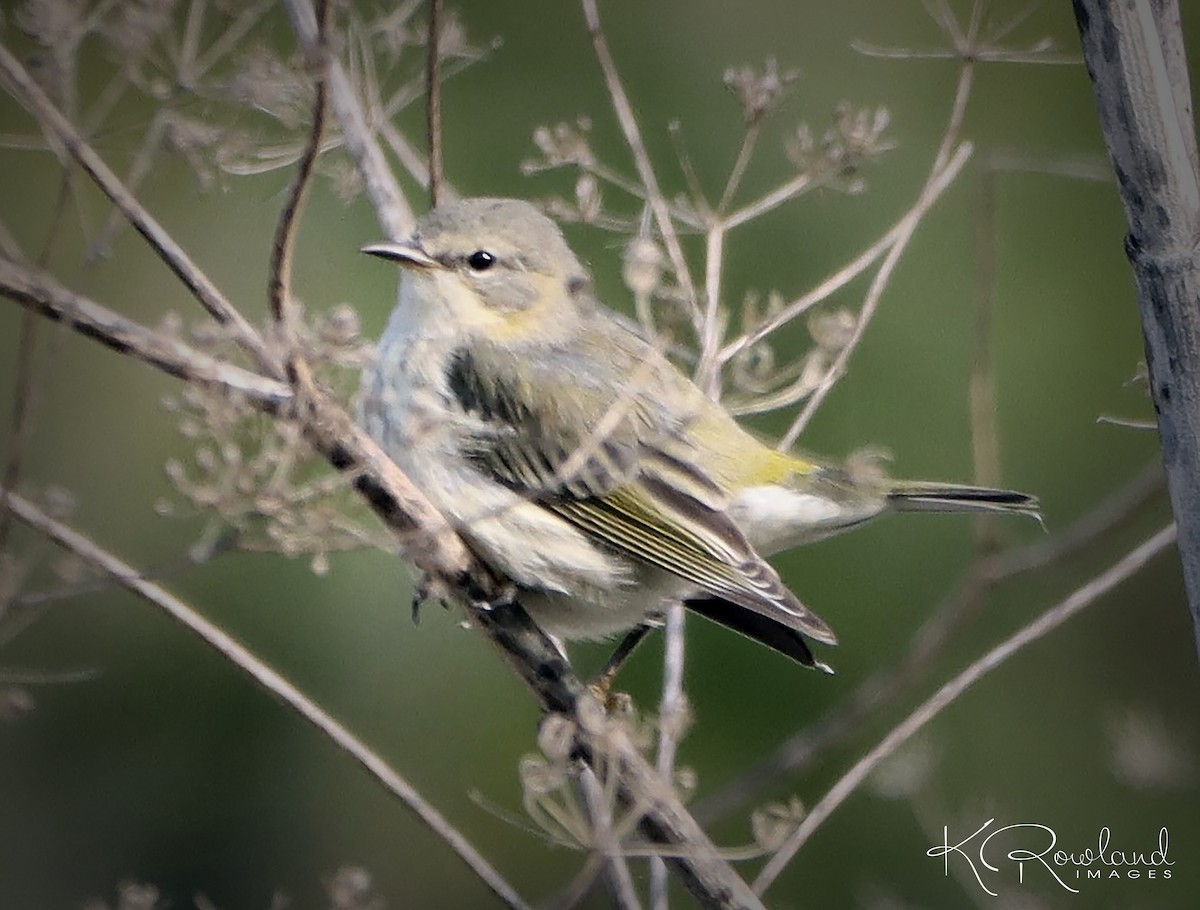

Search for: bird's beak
xmin=360 ymin=239 xmax=440 ymax=269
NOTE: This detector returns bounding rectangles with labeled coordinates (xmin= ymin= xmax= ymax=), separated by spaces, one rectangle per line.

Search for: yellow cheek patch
xmin=489 ymin=273 xmax=562 ymax=341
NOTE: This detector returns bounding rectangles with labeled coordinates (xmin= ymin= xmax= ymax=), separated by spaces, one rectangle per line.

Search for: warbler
xmin=359 ymin=197 xmax=1038 ymax=671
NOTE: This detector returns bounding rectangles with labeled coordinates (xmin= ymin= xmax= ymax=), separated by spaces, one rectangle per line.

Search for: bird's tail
xmin=887 ymin=481 xmax=1041 ymax=519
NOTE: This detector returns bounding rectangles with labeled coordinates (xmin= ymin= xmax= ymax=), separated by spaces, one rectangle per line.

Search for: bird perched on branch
xmin=360 ymin=198 xmax=1038 ymax=673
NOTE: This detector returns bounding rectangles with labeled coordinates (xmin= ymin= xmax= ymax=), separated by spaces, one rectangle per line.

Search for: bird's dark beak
xmin=360 ymin=239 xmax=440 ymax=269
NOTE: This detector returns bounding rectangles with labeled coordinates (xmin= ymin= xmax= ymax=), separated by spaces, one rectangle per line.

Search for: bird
xmin=358 ymin=197 xmax=1039 ymax=673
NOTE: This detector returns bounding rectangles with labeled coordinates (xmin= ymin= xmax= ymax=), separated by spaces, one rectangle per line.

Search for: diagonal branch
xmin=2 ymin=490 xmax=532 ymax=910
xmin=283 ymin=0 xmax=417 ymax=237
xmin=753 ymin=522 xmax=1178 ymax=895
xmin=0 ymin=259 xmax=290 ymax=407
xmin=0 ymin=42 xmax=277 ymax=377
xmin=580 ymin=0 xmax=702 ymax=333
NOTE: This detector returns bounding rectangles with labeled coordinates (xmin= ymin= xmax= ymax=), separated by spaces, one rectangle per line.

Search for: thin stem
xmin=723 ymin=171 xmax=813 ymax=232
xmin=779 ymin=142 xmax=972 ymax=448
xmin=282 ymin=0 xmax=416 ymax=238
xmin=754 ymin=523 xmax=1178 ymax=894
xmin=650 ymin=604 xmax=687 ymax=910
xmin=580 ymin=0 xmax=701 ymax=332
xmin=772 ymin=59 xmax=975 ymax=445
xmin=578 ymin=768 xmax=643 ymax=910
xmin=269 ymin=0 xmax=331 ymax=331
xmin=697 ymin=225 xmax=725 ymax=395
xmin=0 ymin=42 xmax=278 ymax=377
xmin=717 ymin=123 xmax=762 ymax=215
xmin=717 ymin=144 xmax=969 ymax=367
xmin=425 ymin=0 xmax=445 ymax=206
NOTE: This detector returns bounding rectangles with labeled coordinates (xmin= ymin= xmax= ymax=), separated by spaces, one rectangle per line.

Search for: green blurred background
xmin=0 ymin=1 xmax=1197 ymax=907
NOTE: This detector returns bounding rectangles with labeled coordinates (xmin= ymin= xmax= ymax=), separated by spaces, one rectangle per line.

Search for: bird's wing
xmin=446 ymin=340 xmax=837 ymax=646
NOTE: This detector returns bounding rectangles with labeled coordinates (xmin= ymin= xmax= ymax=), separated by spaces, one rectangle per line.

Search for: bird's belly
xmin=519 ymin=564 xmax=686 ymax=641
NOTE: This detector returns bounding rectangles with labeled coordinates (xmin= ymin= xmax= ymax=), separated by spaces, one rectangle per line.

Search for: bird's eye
xmin=467 ymin=250 xmax=496 ymax=272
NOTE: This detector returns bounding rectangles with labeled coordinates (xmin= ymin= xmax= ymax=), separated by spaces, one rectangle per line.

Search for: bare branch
xmin=718 ymin=141 xmax=971 ymax=367
xmin=283 ymin=0 xmax=416 ymax=237
xmin=577 ymin=768 xmax=643 ymax=910
xmin=270 ymin=0 xmax=332 ymax=333
xmin=650 ymin=604 xmax=687 ymax=910
xmin=2 ymin=490 xmax=532 ymax=910
xmin=426 ymin=0 xmax=445 ymax=207
xmin=753 ymin=522 xmax=1178 ymax=894
xmin=780 ymin=141 xmax=973 ymax=447
xmin=580 ymin=0 xmax=702 ymax=333
xmin=0 ymin=42 xmax=277 ymax=377
xmin=0 ymin=259 xmax=289 ymax=407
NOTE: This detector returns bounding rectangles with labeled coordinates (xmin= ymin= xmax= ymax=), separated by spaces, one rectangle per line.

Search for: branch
xmin=282 ymin=0 xmax=417 ymax=238
xmin=580 ymin=0 xmax=702 ymax=333
xmin=2 ymin=490 xmax=532 ymax=910
xmin=780 ymin=140 xmax=973 ymax=447
xmin=0 ymin=42 xmax=277 ymax=377
xmin=426 ymin=0 xmax=446 ymax=207
xmin=0 ymin=259 xmax=290 ymax=407
xmin=1072 ymin=0 xmax=1200 ymax=658
xmin=753 ymin=522 xmax=1178 ymax=895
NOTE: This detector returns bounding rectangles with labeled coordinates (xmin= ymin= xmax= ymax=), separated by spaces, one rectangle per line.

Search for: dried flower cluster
xmin=157 ymin=306 xmax=392 ymax=574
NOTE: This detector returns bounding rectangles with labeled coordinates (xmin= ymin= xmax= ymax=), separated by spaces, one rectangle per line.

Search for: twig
xmin=270 ymin=0 xmax=330 ymax=330
xmin=650 ymin=604 xmax=687 ymax=910
xmin=969 ymin=165 xmax=1001 ymax=549
xmin=0 ymin=42 xmax=277 ymax=377
xmin=697 ymin=224 xmax=725 ymax=395
xmin=425 ymin=0 xmax=445 ymax=207
xmin=270 ymin=0 xmax=331 ymax=420
xmin=772 ymin=51 xmax=976 ymax=444
xmin=780 ymin=140 xmax=973 ymax=447
xmin=282 ymin=0 xmax=416 ymax=238
xmin=0 ymin=259 xmax=290 ymax=407
xmin=2 ymin=490 xmax=532 ymax=910
xmin=718 ymin=142 xmax=970 ymax=366
xmin=578 ymin=768 xmax=643 ymax=910
xmin=716 ymin=123 xmax=762 ymax=216
xmin=580 ymin=0 xmax=702 ymax=333
xmin=753 ymin=522 xmax=1178 ymax=894
xmin=722 ymin=172 xmax=813 ymax=232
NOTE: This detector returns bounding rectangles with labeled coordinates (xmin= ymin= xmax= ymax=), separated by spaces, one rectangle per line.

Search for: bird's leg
xmin=589 ymin=623 xmax=654 ymax=705
xmin=410 ymin=573 xmax=432 ymax=625
xmin=409 ymin=571 xmax=458 ymax=625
